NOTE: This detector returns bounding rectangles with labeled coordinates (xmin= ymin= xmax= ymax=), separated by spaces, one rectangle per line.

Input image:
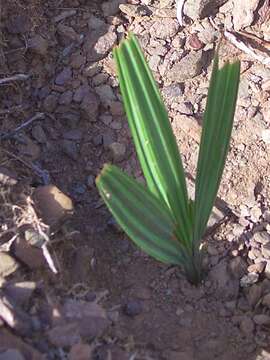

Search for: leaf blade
xmin=194 ymin=56 xmax=240 ymax=242
xmin=96 ymin=164 xmax=188 ymax=265
xmin=114 ymin=33 xmax=192 ymax=245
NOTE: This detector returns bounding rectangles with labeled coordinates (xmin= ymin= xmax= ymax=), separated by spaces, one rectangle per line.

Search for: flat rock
xmin=0 ymin=349 xmax=25 ymax=360
xmin=0 ymin=328 xmax=45 ymax=360
xmin=108 ymin=142 xmax=126 ymax=162
xmin=149 ymin=18 xmax=179 ymax=40
xmin=11 ymin=237 xmax=46 ymax=270
xmin=0 ymin=253 xmax=19 ymax=278
xmin=209 ymin=260 xmax=239 ymax=300
xmin=184 ymin=0 xmax=227 ymax=19
xmin=28 ymin=35 xmax=48 ymax=56
xmin=32 ymin=185 xmax=73 ymax=228
xmin=168 ymin=51 xmax=203 ymax=82
xmin=3 ymin=282 xmax=37 ymax=307
xmin=233 ymin=0 xmax=260 ymax=30
xmin=69 ymin=343 xmax=93 ymax=360
xmin=80 ymin=92 xmax=100 ymax=122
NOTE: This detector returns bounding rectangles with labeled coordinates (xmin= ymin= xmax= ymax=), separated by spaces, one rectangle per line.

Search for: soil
xmin=1 ymin=0 xmax=270 ymax=359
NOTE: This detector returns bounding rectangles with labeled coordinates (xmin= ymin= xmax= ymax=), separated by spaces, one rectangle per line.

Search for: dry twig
xmin=0 ymin=73 xmax=30 ymax=85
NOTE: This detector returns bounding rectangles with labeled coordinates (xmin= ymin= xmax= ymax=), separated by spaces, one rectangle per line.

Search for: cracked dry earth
xmin=1 ymin=0 xmax=270 ymax=359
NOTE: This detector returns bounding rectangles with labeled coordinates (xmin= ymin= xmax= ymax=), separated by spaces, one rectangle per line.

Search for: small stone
xmin=229 ymin=256 xmax=247 ymax=279
xmin=262 ymin=293 xmax=270 ymax=308
xmin=247 ymin=284 xmax=262 ymax=307
xmin=86 ymin=175 xmax=95 ymax=189
xmin=69 ymin=343 xmax=93 ymax=360
xmin=55 ymin=67 xmax=72 ymax=86
xmin=265 ymin=261 xmax=270 ymax=279
xmin=168 ymin=51 xmax=203 ymax=82
xmin=59 ymin=90 xmax=73 ymax=105
xmin=123 ymin=300 xmax=143 ymax=317
xmin=207 ymin=244 xmax=219 ymax=256
xmin=109 ymin=101 xmax=124 ymax=116
xmin=102 ymin=0 xmax=125 ymax=16
xmin=33 ymin=185 xmax=73 ymax=228
xmin=48 ymin=323 xmax=81 ymax=348
xmin=57 ymin=24 xmax=79 ymax=42
xmin=100 ymin=114 xmax=112 ymax=126
xmin=61 ymin=140 xmax=79 ymax=160
xmin=73 ymin=85 xmax=90 ymax=103
xmin=253 ymin=314 xmax=270 ymax=326
xmin=90 ymin=28 xmax=117 ymax=61
xmin=187 ymin=33 xmax=204 ymax=50
xmin=28 ymin=34 xmax=48 ymax=56
xmin=262 ymin=243 xmax=270 ymax=259
xmin=149 ymin=18 xmax=179 ymax=40
xmin=3 ymin=282 xmax=37 ymax=307
xmin=240 ymin=273 xmax=259 ymax=287
xmin=247 ymin=262 xmax=266 ymax=274
xmin=80 ymin=92 xmax=100 ymax=122
xmin=11 ymin=237 xmax=46 ymax=270
xmin=72 ymin=183 xmax=87 ymax=195
xmin=0 ymin=253 xmax=19 ymax=278
xmin=43 ymin=93 xmax=59 ymax=112
xmin=233 ymin=0 xmax=260 ymax=30
xmin=88 ymin=15 xmax=106 ymax=30
xmin=183 ymin=0 xmax=226 ymax=19
xmin=0 ymin=349 xmax=25 ymax=360
xmin=63 ymin=129 xmax=82 ymax=141
xmin=31 ymin=124 xmax=47 ymax=144
xmin=95 ymin=84 xmax=116 ymax=106
xmin=0 ymin=167 xmax=17 ymax=186
xmin=70 ymin=51 xmax=86 ymax=69
xmin=6 ymin=13 xmax=31 ymax=34
xmin=239 ymin=316 xmax=254 ymax=337
xmin=262 ymin=130 xmax=270 ymax=144
xmin=254 ymin=231 xmax=270 ymax=245
xmin=108 ymin=142 xmax=126 ymax=162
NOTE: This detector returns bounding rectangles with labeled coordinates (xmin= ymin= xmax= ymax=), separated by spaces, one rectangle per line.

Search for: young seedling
xmin=96 ymin=33 xmax=240 ymax=284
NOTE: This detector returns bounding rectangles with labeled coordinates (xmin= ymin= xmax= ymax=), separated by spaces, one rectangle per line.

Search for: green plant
xmin=96 ymin=33 xmax=240 ymax=284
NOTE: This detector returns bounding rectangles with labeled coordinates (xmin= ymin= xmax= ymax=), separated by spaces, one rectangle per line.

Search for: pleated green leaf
xmin=96 ymin=164 xmax=187 ymax=265
xmin=194 ymin=56 xmax=240 ymax=243
xmin=113 ymin=33 xmax=192 ymax=246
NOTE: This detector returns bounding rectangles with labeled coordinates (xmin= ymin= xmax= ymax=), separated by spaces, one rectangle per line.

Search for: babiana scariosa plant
xmin=96 ymin=34 xmax=240 ymax=284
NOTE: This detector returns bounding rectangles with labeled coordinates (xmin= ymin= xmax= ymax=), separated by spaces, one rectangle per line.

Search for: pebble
xmin=11 ymin=237 xmax=46 ymax=270
xmin=265 ymin=261 xmax=270 ymax=280
xmin=69 ymin=51 xmax=86 ymax=69
xmin=73 ymin=85 xmax=90 ymax=103
xmin=229 ymin=256 xmax=247 ymax=279
xmin=3 ymin=281 xmax=37 ymax=307
xmin=183 ymin=0 xmax=225 ymax=19
xmin=149 ymin=18 xmax=179 ymax=40
xmin=253 ymin=314 xmax=270 ymax=326
xmin=43 ymin=93 xmax=59 ymax=112
xmin=28 ymin=34 xmax=48 ymax=56
xmin=0 ymin=252 xmax=19 ymax=278
xmin=108 ymin=142 xmax=126 ymax=162
xmin=91 ymin=28 xmax=117 ymax=61
xmin=61 ymin=140 xmax=79 ymax=160
xmin=240 ymin=273 xmax=259 ymax=287
xmin=247 ymin=284 xmax=262 ymax=307
xmin=102 ymin=0 xmax=124 ymax=16
xmin=95 ymin=84 xmax=116 ymax=106
xmin=63 ymin=129 xmax=82 ymax=141
xmin=86 ymin=175 xmax=95 ymax=189
xmin=262 ymin=293 xmax=270 ymax=308
xmin=33 ymin=185 xmax=73 ymax=228
xmin=80 ymin=92 xmax=100 ymax=122
xmin=31 ymin=124 xmax=47 ymax=144
xmin=239 ymin=316 xmax=255 ymax=337
xmin=69 ymin=343 xmax=92 ymax=360
xmin=262 ymin=243 xmax=270 ymax=259
xmin=247 ymin=262 xmax=266 ymax=274
xmin=0 ymin=349 xmax=25 ymax=360
xmin=55 ymin=67 xmax=72 ymax=86
xmin=59 ymin=90 xmax=73 ymax=105
xmin=123 ymin=300 xmax=143 ymax=317
xmin=168 ymin=51 xmax=203 ymax=82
